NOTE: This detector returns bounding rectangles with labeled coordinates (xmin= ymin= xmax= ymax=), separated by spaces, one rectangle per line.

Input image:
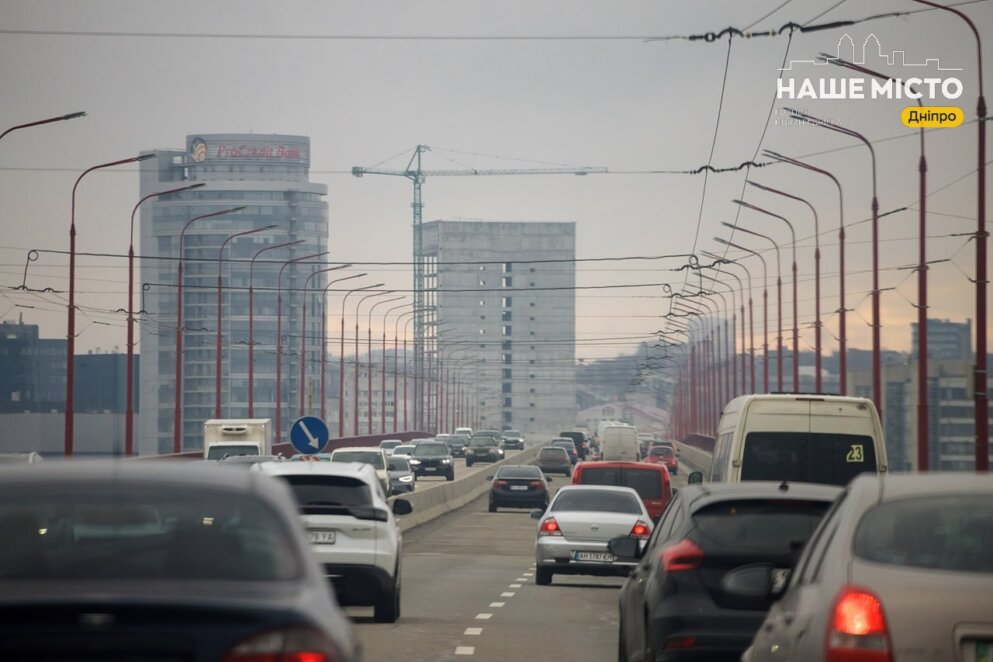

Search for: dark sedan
xmin=465 ymin=435 xmax=505 ymax=466
xmin=610 ymin=481 xmax=840 ymax=662
xmin=550 ymin=438 xmax=580 ymax=465
xmin=487 ymin=464 xmax=550 ymax=512
xmin=0 ymin=460 xmax=359 ymax=661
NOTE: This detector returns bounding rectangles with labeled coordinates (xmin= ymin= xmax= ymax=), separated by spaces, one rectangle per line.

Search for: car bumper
xmin=537 ymin=463 xmax=571 ymax=474
xmin=490 ymin=489 xmax=547 ymax=507
xmin=465 ymin=454 xmax=501 ymax=463
xmin=390 ymin=482 xmax=415 ymax=493
xmin=321 ymin=563 xmax=395 ymax=606
xmin=647 ymin=596 xmax=766 ymax=661
xmin=535 ymin=537 xmax=637 ymax=576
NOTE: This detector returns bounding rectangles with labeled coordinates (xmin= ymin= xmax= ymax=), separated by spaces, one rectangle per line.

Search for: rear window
xmin=740 ymin=432 xmax=877 ymax=486
xmin=469 ymin=437 xmax=498 ymax=448
xmin=331 ymin=451 xmax=385 ymax=469
xmin=694 ymin=499 xmax=830 ymax=549
xmin=552 ymin=440 xmax=576 ymax=450
xmin=551 ymin=490 xmax=642 ymax=515
xmin=539 ymin=448 xmax=568 ymax=461
xmin=497 ymin=466 xmax=542 ymax=479
xmin=0 ymin=488 xmax=299 ymax=581
xmin=280 ymin=474 xmax=372 ymax=508
xmin=649 ymin=446 xmax=674 ymax=457
xmin=854 ymin=496 xmax=993 ymax=574
xmin=577 ymin=466 xmax=663 ymax=500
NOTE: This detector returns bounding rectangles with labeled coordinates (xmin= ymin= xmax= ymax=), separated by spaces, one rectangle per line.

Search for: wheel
xmin=488 ymin=502 xmax=497 ymax=513
xmin=535 ymin=566 xmax=553 ymax=585
xmin=564 ymin=469 xmax=572 ymax=478
xmin=374 ymin=572 xmax=401 ymax=623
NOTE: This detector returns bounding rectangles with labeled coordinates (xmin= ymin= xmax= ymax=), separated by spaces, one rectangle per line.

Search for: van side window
xmin=710 ymin=432 xmax=733 ymax=482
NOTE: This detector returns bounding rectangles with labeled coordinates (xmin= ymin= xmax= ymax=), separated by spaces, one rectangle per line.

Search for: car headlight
xmin=399 ymin=475 xmax=414 ymax=483
xmin=409 ymin=459 xmax=421 ymax=465
xmin=441 ymin=458 xmax=452 ymax=464
xmin=466 ymin=449 xmax=475 ymax=454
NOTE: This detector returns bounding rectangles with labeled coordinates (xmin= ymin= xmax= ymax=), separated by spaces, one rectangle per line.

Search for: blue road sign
xmin=290 ymin=416 xmax=330 ymax=455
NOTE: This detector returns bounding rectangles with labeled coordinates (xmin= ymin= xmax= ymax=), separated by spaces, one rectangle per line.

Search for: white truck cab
xmin=203 ymin=419 xmax=272 ymax=460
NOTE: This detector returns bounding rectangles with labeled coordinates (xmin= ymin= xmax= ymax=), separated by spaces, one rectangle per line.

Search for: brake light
xmin=825 ymin=587 xmax=892 ymax=662
xmin=629 ymin=520 xmax=651 ymax=539
xmin=493 ymin=480 xmax=508 ymax=488
xmin=529 ymin=480 xmax=546 ymax=490
xmin=223 ymin=627 xmax=339 ymax=662
xmin=663 ymin=636 xmax=696 ymax=650
xmin=538 ymin=517 xmax=562 ymax=536
xmin=661 ymin=538 xmax=703 ymax=572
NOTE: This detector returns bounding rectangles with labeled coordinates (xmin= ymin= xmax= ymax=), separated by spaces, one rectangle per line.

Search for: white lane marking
xmin=455 ymin=646 xmax=475 ymax=655
xmin=501 ymin=592 xmax=515 ymax=597
xmin=510 ymin=583 xmax=522 ymax=588
xmin=489 ymin=601 xmax=505 ymax=608
xmin=464 ymin=627 xmax=483 ymax=636
xmin=516 ymin=577 xmax=528 ymax=582
xmin=522 ymin=572 xmax=534 ymax=577
xmin=475 ymin=613 xmax=493 ymax=620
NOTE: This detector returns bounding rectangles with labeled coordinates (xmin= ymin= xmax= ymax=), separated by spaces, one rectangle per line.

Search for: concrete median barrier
xmin=392 ymin=444 xmax=543 ymax=532
xmin=675 ymin=441 xmax=713 ymax=477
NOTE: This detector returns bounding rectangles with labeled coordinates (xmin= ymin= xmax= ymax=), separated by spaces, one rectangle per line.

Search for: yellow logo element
xmin=901 ymin=107 xmax=964 ymax=128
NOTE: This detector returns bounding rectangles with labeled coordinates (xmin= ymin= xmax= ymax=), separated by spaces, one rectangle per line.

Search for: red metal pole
xmin=250 ymin=240 xmax=301 ymax=418
xmin=276 ymin=250 xmax=323 ymax=440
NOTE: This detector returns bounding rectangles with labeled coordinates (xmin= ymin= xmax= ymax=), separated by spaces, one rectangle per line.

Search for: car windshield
xmin=551 ymin=490 xmax=642 ymax=515
xmin=469 ymin=437 xmax=498 ymax=448
xmin=413 ymin=443 xmax=449 ymax=457
xmin=392 ymin=446 xmax=415 ymax=455
xmin=388 ymin=457 xmax=411 ymax=471
xmin=279 ymin=474 xmax=372 ymax=509
xmin=740 ymin=432 xmax=877 ymax=486
xmin=330 ymin=451 xmax=385 ymax=469
xmin=693 ymin=499 xmax=830 ymax=550
xmin=0 ymin=487 xmax=299 ymax=581
xmin=854 ymin=495 xmax=993 ymax=574
xmin=496 ymin=466 xmax=542 ymax=479
xmin=206 ymin=444 xmax=261 ymax=460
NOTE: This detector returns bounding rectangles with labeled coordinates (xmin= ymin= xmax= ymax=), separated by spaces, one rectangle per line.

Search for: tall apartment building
xmin=0 ymin=320 xmax=66 ymax=413
xmin=911 ymin=318 xmax=971 ymax=361
xmin=419 ymin=221 xmax=576 ymax=434
xmin=139 ymin=134 xmax=328 ymax=455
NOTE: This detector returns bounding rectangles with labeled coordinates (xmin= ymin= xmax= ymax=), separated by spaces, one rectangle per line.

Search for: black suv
xmin=465 ymin=436 xmax=505 ymax=467
xmin=409 ymin=442 xmax=455 ymax=481
xmin=500 ymin=429 xmax=525 ymax=450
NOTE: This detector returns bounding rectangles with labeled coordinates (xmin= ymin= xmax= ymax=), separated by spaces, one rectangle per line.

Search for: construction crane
xmin=352 ymin=144 xmax=607 ymax=431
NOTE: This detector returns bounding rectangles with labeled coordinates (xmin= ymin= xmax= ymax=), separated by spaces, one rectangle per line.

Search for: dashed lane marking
xmin=464 ymin=628 xmax=483 ymax=636
xmin=475 ymin=613 xmax=493 ymax=620
xmin=455 ymin=646 xmax=475 ymax=655
xmin=490 ymin=602 xmax=505 ymax=608
xmin=510 ymin=583 xmax=522 ymax=588
xmin=501 ymin=592 xmax=515 ymax=597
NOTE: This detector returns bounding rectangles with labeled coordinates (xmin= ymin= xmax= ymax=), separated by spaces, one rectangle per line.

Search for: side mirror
xmin=688 ymin=471 xmax=704 ymax=484
xmin=721 ymin=563 xmax=776 ymax=599
xmin=607 ymin=535 xmax=643 ymax=560
xmin=485 ymin=475 xmax=494 ymax=481
xmin=529 ymin=509 xmax=544 ymax=520
xmin=546 ymin=476 xmax=553 ymax=483
xmin=392 ymin=499 xmax=413 ymax=516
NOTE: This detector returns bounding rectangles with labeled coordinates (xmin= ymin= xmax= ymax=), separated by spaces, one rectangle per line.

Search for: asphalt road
xmin=349 ymin=453 xmax=696 ymax=661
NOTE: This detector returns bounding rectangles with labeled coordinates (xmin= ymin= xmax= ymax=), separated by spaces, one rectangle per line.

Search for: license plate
xmin=574 ymin=551 xmax=614 ymax=563
xmin=307 ymin=530 xmax=336 ymax=545
xmin=424 ymin=466 xmax=436 ymax=471
xmin=510 ymin=485 xmax=528 ymax=491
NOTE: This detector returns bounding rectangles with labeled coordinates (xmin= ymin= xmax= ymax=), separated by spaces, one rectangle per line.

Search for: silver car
xmin=743 ymin=473 xmax=993 ymax=662
xmin=532 ymin=485 xmax=653 ymax=586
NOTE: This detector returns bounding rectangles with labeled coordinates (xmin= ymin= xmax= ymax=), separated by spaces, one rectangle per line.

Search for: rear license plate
xmin=307 ymin=530 xmax=336 ymax=544
xmin=510 ymin=485 xmax=528 ymax=491
xmin=424 ymin=466 xmax=437 ymax=471
xmin=574 ymin=551 xmax=614 ymax=563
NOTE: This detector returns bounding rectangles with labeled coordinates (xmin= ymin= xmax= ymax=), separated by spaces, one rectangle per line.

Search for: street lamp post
xmin=785 ymin=109 xmax=881 ymax=414
xmin=248 ymin=239 xmax=302 ymax=418
xmin=703 ymin=251 xmax=754 ymax=395
xmin=764 ymin=150 xmax=847 ymax=395
xmin=215 ymin=225 xmax=277 ymax=418
xmin=747 ymin=181 xmax=821 ymax=392
xmin=66 ymin=153 xmax=155 ymax=457
xmin=716 ymin=238 xmax=768 ymax=393
xmin=367 ymin=296 xmax=404 ymax=433
xmin=174 ymin=206 xmax=247 ymax=452
xmin=300 ymin=265 xmax=351 ymax=416
xmin=355 ymin=290 xmax=390 ymax=436
xmin=383 ymin=301 xmax=413 ymax=433
xmin=320 ymin=273 xmax=365 ymax=421
xmin=1 ymin=111 xmax=86 ymax=142
xmin=915 ymin=0 xmax=987 ymax=473
xmin=126 ymin=181 xmax=206 ymax=455
xmin=276 ymin=251 xmax=327 ymax=441
xmin=338 ymin=283 xmax=381 ymax=437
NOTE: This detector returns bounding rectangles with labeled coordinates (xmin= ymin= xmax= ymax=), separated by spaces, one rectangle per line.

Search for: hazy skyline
xmin=1 ymin=0 xmax=991 ymax=362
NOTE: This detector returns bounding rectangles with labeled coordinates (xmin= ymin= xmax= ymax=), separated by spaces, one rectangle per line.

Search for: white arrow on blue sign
xmin=289 ymin=416 xmax=330 ymax=455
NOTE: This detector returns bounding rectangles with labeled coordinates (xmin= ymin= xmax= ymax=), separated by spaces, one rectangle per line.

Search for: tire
xmin=535 ymin=566 xmax=553 ymax=586
xmin=564 ymin=469 xmax=572 ymax=478
xmin=374 ymin=573 xmax=401 ymax=623
xmin=446 ymin=470 xmax=455 ymax=481
xmin=488 ymin=502 xmax=497 ymax=513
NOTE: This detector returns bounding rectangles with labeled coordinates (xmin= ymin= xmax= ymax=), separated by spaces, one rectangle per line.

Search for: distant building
xmin=911 ymin=318 xmax=971 ymax=361
xmin=419 ymin=220 xmax=576 ymax=434
xmin=139 ymin=134 xmax=328 ymax=455
xmin=0 ymin=320 xmax=65 ymax=413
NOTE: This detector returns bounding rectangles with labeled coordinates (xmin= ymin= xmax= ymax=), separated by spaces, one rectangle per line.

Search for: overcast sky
xmin=1 ymin=0 xmax=990 ymax=362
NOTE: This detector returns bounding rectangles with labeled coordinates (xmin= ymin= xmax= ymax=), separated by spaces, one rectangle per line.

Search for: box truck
xmin=203 ymin=419 xmax=272 ymax=460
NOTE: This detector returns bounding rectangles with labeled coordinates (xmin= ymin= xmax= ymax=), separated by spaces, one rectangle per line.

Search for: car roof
xmin=256 ymin=460 xmax=378 ymax=482
xmin=497 ymin=464 xmax=541 ymax=472
xmin=849 ymin=472 xmax=993 ymax=501
xmin=540 ymin=446 xmax=569 ymax=453
xmin=553 ymin=484 xmax=642 ymax=497
xmin=677 ymin=481 xmax=843 ymax=513
xmin=577 ymin=460 xmax=658 ymax=470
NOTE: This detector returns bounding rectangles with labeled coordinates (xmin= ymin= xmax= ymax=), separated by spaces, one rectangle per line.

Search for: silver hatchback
xmin=743 ymin=473 xmax=993 ymax=662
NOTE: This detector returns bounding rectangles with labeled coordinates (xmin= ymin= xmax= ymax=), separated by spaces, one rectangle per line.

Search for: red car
xmin=571 ymin=461 xmax=672 ymax=521
xmin=644 ymin=445 xmax=678 ymax=475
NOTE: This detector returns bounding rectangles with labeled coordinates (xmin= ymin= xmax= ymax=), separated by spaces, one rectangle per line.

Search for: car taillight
xmin=529 ymin=480 xmax=546 ymax=490
xmin=493 ymin=479 xmax=508 ymax=488
xmin=629 ymin=520 xmax=651 ymax=539
xmin=538 ymin=517 xmax=562 ymax=536
xmin=661 ymin=538 xmax=703 ymax=572
xmin=826 ymin=587 xmax=892 ymax=662
xmin=223 ymin=627 xmax=340 ymax=662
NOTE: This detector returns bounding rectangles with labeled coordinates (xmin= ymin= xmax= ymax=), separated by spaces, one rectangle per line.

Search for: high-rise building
xmin=911 ymin=318 xmax=972 ymax=361
xmin=0 ymin=320 xmax=65 ymax=413
xmin=139 ymin=134 xmax=328 ymax=455
xmin=420 ymin=221 xmax=576 ymax=434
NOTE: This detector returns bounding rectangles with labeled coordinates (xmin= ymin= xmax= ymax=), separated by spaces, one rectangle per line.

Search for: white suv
xmin=255 ymin=461 xmax=413 ymax=622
